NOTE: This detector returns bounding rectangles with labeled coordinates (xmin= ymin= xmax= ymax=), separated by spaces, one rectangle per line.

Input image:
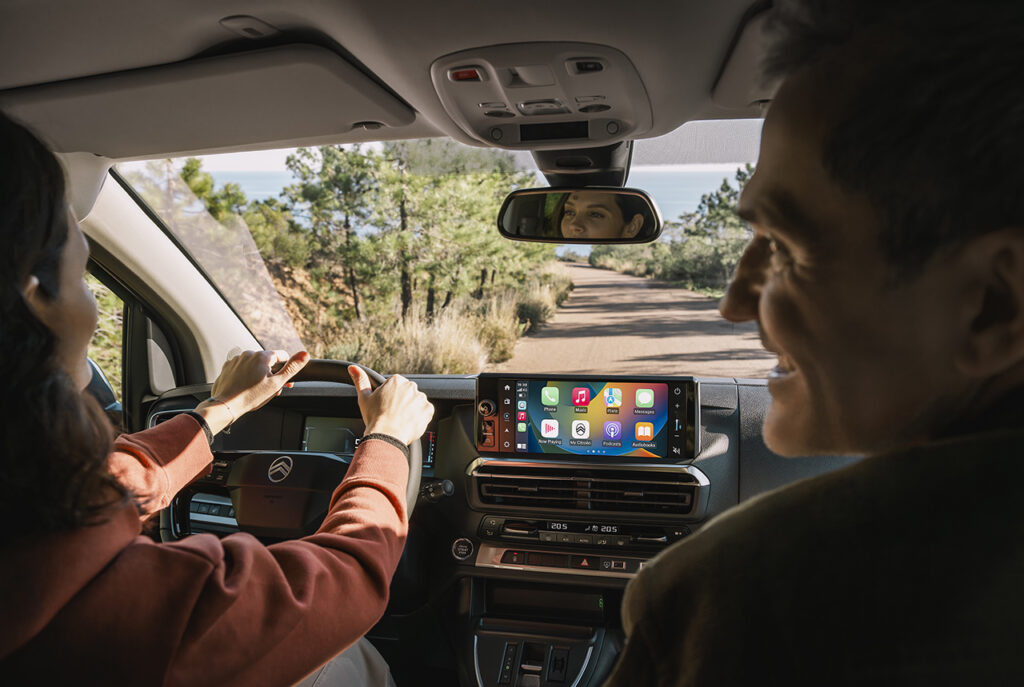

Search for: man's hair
xmin=763 ymin=0 xmax=1024 ymax=275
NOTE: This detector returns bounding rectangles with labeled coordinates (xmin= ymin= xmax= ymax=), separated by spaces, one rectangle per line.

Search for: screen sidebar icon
xmin=515 ymin=380 xmax=529 ymax=451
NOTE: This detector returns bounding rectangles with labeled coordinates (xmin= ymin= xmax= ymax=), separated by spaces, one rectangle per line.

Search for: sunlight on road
xmin=490 ymin=264 xmax=774 ymax=378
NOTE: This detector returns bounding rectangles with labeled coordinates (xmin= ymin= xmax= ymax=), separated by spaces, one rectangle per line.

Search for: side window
xmin=86 ymin=272 xmax=124 ymax=402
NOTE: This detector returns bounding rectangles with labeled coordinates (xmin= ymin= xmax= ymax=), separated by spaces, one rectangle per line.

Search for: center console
xmin=461 ymin=374 xmax=706 ymax=686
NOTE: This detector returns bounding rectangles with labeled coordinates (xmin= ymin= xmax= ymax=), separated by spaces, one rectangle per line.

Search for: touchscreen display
xmin=514 ymin=380 xmax=669 ymax=458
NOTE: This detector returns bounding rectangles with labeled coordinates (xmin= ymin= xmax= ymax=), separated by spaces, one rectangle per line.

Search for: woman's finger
xmin=348 ymin=365 xmax=373 ymax=396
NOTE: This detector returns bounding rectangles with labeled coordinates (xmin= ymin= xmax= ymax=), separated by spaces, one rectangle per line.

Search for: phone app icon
xmin=517 ymin=411 xmax=527 ymax=421
xmin=517 ymin=400 xmax=527 ymax=410
xmin=571 ymin=387 xmax=591 ymax=406
xmin=541 ymin=386 xmax=560 ymax=406
xmin=604 ymin=388 xmax=622 ymax=407
xmin=635 ymin=422 xmax=654 ymax=441
xmin=571 ymin=420 xmax=590 ymax=439
xmin=541 ymin=419 xmax=559 ymax=438
xmin=517 ymin=422 xmax=527 ymax=432
xmin=603 ymin=421 xmax=622 ymax=440
xmin=635 ymin=388 xmax=655 ymax=408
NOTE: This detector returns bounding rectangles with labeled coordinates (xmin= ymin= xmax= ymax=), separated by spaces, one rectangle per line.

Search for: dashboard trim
xmin=474 ymin=543 xmax=644 ymax=580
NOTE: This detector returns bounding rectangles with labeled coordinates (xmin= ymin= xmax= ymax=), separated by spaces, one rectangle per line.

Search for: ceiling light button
xmin=449 ymin=67 xmax=485 ymax=82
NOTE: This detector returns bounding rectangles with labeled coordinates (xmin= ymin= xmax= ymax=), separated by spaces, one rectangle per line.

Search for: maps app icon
xmin=604 ymin=388 xmax=622 ymax=407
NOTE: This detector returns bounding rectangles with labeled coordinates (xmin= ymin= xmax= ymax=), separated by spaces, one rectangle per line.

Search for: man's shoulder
xmin=622 ymin=427 xmax=1024 ymax=683
xmin=644 ymin=427 xmax=1024 ymax=588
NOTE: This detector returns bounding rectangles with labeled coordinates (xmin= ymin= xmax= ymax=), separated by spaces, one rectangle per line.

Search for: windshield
xmin=117 ymin=124 xmax=771 ymax=377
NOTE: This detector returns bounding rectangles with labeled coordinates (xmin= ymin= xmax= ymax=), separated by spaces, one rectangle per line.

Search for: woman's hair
xmin=613 ymin=194 xmax=650 ymax=228
xmin=0 ymin=110 xmax=125 ymax=543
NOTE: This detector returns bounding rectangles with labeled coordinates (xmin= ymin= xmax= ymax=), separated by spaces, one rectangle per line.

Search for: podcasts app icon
xmin=603 ymin=421 xmax=622 ymax=440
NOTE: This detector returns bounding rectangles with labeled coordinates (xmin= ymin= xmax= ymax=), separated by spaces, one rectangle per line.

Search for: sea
xmin=210 ymin=167 xmax=745 ymax=225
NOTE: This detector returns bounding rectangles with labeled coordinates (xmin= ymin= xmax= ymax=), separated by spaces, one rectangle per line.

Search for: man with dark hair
xmin=604 ymin=1 xmax=1024 ymax=684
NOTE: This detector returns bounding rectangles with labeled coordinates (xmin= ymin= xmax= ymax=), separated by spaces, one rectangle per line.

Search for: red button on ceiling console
xmin=450 ymin=68 xmax=481 ymax=82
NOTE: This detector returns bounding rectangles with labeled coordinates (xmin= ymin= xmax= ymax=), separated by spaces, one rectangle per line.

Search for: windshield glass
xmin=117 ymin=125 xmax=770 ymax=377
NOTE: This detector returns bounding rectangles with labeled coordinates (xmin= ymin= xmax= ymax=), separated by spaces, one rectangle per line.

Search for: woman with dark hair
xmin=559 ymin=190 xmax=647 ymax=240
xmin=0 ymin=111 xmax=433 ymax=685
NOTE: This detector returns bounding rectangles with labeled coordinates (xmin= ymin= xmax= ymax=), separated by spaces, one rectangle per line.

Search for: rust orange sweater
xmin=0 ymin=414 xmax=409 ymax=686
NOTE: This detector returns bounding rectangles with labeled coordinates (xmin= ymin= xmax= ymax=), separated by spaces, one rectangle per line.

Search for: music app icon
xmin=571 ymin=387 xmax=591 ymax=406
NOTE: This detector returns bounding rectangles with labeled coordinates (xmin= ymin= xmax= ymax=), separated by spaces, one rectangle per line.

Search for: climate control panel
xmin=477 ymin=514 xmax=690 ymax=550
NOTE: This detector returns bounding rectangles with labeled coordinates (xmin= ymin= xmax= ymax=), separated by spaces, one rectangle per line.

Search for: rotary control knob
xmin=451 ymin=537 xmax=475 ymax=561
xmin=478 ymin=399 xmax=496 ymax=417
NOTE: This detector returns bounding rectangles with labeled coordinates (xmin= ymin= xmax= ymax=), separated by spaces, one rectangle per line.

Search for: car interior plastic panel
xmin=736 ymin=382 xmax=861 ymax=501
xmin=0 ymin=44 xmax=418 ymax=158
xmin=145 ymin=377 xmax=860 ymax=687
xmin=430 ymin=43 xmax=653 ymax=151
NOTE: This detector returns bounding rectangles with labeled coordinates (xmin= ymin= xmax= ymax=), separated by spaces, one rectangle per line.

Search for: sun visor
xmin=0 ymin=44 xmax=416 ymax=158
xmin=711 ymin=12 xmax=776 ymax=109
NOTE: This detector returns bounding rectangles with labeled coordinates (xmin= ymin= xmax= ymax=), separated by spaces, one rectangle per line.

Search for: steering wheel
xmin=290 ymin=359 xmax=422 ymax=512
xmin=162 ymin=360 xmax=421 ymax=542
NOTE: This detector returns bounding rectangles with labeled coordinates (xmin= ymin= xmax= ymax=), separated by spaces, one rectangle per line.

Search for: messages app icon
xmin=541 ymin=386 xmax=560 ymax=406
xmin=604 ymin=388 xmax=622 ymax=407
xmin=635 ymin=388 xmax=655 ymax=408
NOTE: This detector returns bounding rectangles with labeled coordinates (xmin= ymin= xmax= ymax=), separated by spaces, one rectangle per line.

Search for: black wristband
xmin=361 ymin=433 xmax=411 ymax=459
xmin=183 ymin=411 xmax=214 ymax=446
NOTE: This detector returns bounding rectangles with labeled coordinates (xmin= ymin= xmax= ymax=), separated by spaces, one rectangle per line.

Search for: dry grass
xmin=324 ymin=263 xmax=574 ymax=374
xmin=326 ymin=308 xmax=488 ymax=374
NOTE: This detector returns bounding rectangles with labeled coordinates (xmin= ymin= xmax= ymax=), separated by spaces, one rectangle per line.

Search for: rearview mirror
xmin=497 ymin=188 xmax=662 ymax=244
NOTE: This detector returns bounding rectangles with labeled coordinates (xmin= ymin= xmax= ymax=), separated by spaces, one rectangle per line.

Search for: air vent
xmin=469 ymin=460 xmax=708 ymax=520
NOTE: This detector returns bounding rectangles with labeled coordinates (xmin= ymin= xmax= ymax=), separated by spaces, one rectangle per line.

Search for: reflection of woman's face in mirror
xmin=559 ymin=191 xmax=644 ymax=239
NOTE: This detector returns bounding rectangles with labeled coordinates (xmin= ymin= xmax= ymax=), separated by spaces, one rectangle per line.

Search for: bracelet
xmin=205 ymin=397 xmax=237 ymax=426
xmin=183 ymin=411 xmax=214 ymax=446
xmin=362 ymin=433 xmax=411 ymax=459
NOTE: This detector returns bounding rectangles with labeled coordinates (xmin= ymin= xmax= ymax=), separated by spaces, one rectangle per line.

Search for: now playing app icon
xmin=603 ymin=421 xmax=622 ymax=440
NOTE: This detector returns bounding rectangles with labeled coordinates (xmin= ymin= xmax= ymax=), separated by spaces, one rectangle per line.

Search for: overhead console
xmin=430 ymin=43 xmax=653 ymax=150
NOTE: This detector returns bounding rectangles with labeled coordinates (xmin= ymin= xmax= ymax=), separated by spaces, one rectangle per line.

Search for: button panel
xmin=477 ymin=515 xmax=690 ymax=550
xmin=477 ymin=543 xmax=646 ymax=578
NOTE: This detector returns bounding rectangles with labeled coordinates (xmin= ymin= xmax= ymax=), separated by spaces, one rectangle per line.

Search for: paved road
xmin=490 ymin=263 xmax=774 ymax=378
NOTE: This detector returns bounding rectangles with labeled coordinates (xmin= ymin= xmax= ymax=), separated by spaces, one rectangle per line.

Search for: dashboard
xmin=147 ymin=373 xmax=859 ymax=687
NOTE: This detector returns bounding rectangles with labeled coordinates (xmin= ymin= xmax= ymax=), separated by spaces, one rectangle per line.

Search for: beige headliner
xmin=0 ymin=0 xmax=764 ymax=160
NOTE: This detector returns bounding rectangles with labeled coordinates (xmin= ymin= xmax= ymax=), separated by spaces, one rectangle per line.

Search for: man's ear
xmin=622 ymin=214 xmax=644 ymax=238
xmin=955 ymin=229 xmax=1024 ymax=378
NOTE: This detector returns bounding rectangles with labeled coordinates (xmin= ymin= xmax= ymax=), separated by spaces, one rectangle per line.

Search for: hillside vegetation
xmin=590 ymin=164 xmax=753 ymax=297
xmin=158 ymin=140 xmax=571 ymax=373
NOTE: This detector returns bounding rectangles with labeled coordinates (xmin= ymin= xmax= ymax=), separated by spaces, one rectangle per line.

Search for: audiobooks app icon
xmin=634 ymin=422 xmax=654 ymax=441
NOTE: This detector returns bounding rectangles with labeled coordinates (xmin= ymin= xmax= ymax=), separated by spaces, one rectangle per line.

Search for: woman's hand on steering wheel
xmin=195 ymin=349 xmax=310 ymax=435
xmin=349 ymin=365 xmax=434 ymax=445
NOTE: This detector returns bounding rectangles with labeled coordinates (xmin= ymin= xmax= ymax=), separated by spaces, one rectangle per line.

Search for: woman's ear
xmin=955 ymin=229 xmax=1024 ymax=378
xmin=622 ymin=214 xmax=644 ymax=238
xmin=22 ymin=274 xmax=43 ymax=314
